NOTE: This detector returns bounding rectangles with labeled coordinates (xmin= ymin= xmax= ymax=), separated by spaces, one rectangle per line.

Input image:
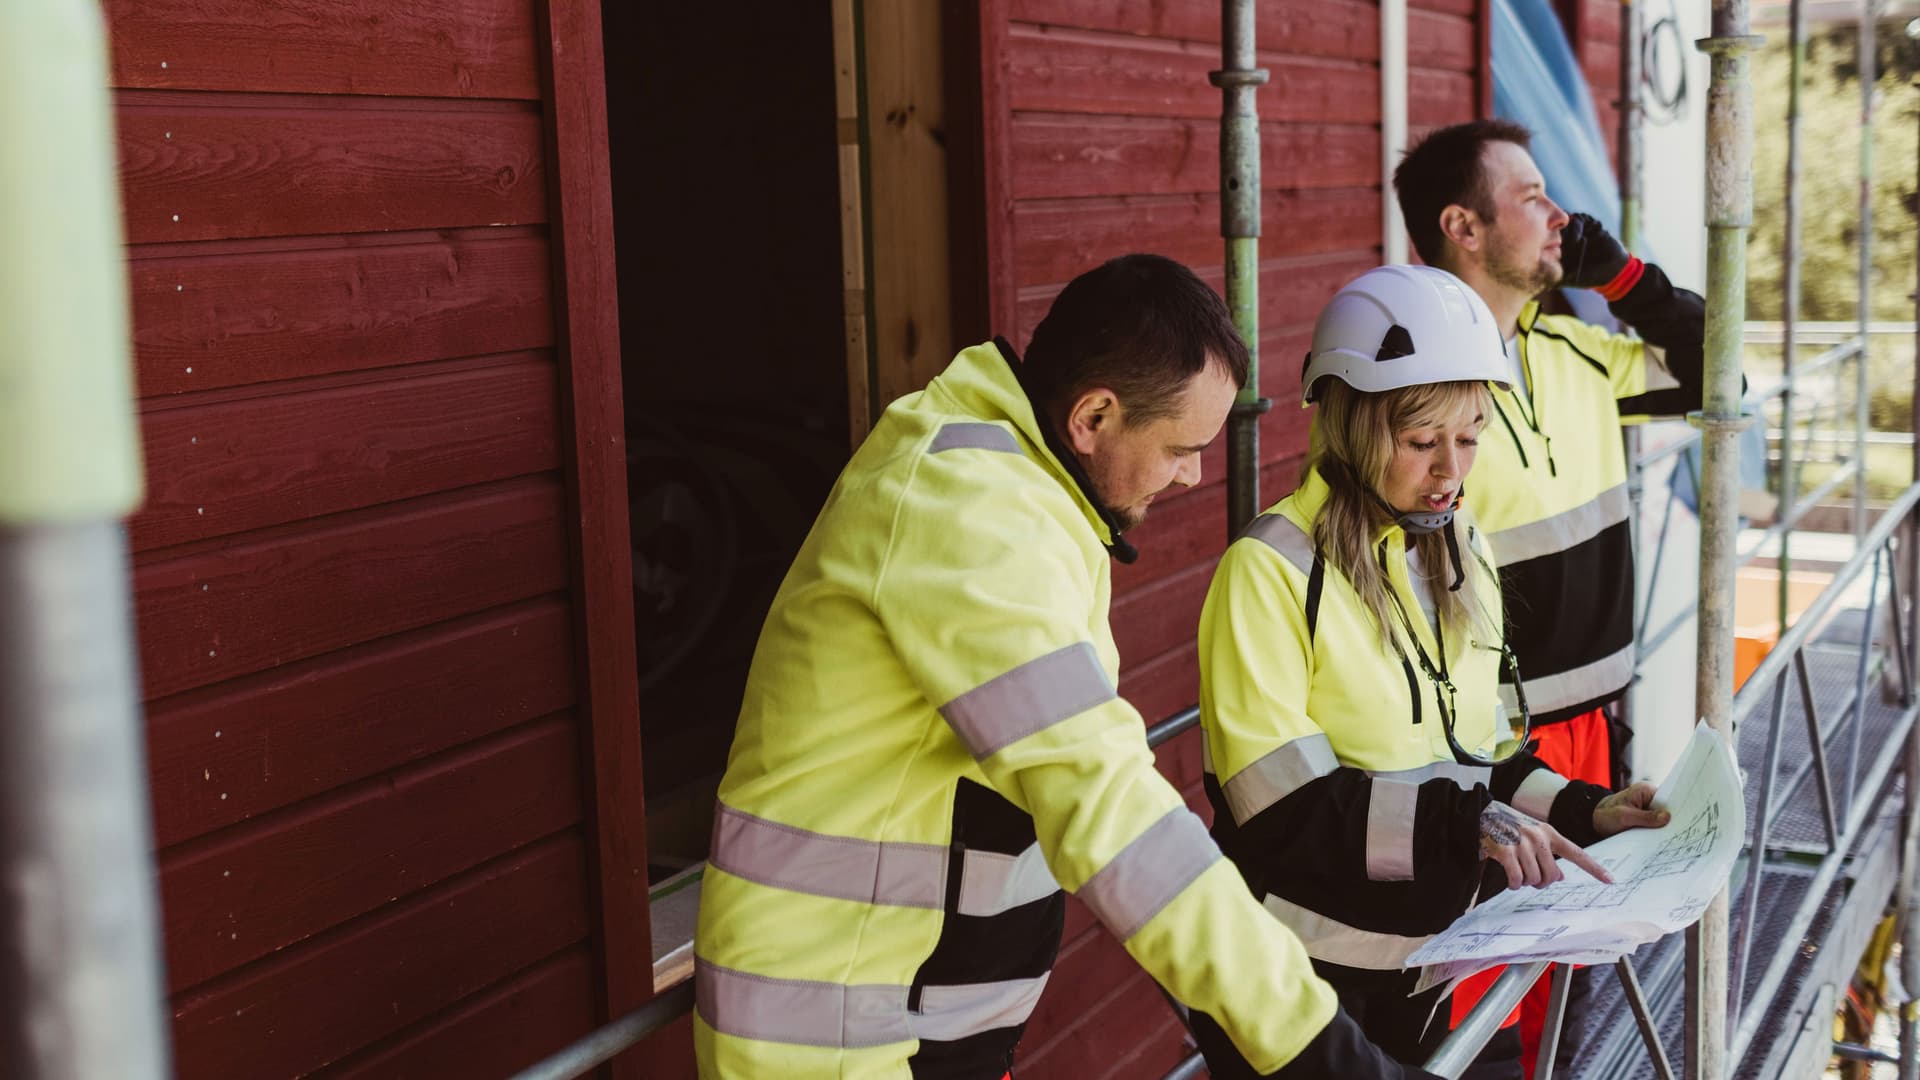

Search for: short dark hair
xmin=1023 ymin=254 xmax=1250 ymax=425
xmin=1392 ymin=119 xmax=1535 ymax=266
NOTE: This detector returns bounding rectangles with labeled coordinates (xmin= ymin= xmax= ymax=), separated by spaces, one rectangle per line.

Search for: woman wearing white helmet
xmin=1187 ymin=265 xmax=1667 ymax=1075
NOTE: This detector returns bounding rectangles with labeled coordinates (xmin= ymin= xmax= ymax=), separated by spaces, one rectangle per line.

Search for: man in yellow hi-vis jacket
xmin=694 ymin=255 xmax=1439 ymax=1079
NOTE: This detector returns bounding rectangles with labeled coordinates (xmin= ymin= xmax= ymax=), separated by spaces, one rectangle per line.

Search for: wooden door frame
xmin=534 ymin=2 xmax=653 ymax=1072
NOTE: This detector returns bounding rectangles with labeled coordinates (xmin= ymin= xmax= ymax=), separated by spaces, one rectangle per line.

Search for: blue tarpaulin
xmin=1492 ymin=0 xmax=1624 ymax=240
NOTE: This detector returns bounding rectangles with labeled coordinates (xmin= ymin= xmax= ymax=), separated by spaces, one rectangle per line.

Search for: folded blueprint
xmin=1409 ymin=722 xmax=1744 ymax=991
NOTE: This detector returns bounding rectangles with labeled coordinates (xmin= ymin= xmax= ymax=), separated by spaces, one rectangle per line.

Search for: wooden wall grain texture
xmin=102 ymin=1 xmax=646 ymax=1075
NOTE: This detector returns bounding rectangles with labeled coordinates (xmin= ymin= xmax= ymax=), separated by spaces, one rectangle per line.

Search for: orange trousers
xmin=1449 ymin=707 xmax=1612 ymax=1076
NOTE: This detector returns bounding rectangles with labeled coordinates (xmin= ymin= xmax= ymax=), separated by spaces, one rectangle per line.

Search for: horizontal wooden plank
xmin=1007 ymin=25 xmax=1377 ymax=124
xmin=1118 ymin=642 xmax=1200 ymax=737
xmin=1408 ymin=9 xmax=1477 ymax=71
xmin=148 ymin=597 xmax=574 ymax=848
xmin=132 ymin=357 xmax=559 ymax=550
xmin=1016 ymin=250 xmax=1377 ymax=346
xmin=1009 ymin=0 xmax=1379 ymax=61
xmin=161 ymin=718 xmax=581 ymax=992
xmin=1013 ymin=189 xmax=1379 ymax=287
xmin=1012 ymin=114 xmax=1376 ymax=201
xmin=312 ymin=947 xmax=594 ymax=1080
xmin=105 ymin=0 xmax=541 ymax=99
xmin=170 ymin=833 xmax=589 ymax=1080
xmin=118 ymin=98 xmax=547 ymax=242
xmin=1409 ymin=67 xmax=1477 ymax=130
xmin=135 ymin=475 xmax=569 ymax=700
xmin=1109 ymin=559 xmax=1213 ymax=675
xmin=1411 ymin=0 xmax=1477 ymax=16
xmin=131 ymin=232 xmax=553 ymax=397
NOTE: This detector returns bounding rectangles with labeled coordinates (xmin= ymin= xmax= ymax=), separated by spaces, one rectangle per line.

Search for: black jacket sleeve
xmin=1609 ymin=260 xmax=1710 ymax=417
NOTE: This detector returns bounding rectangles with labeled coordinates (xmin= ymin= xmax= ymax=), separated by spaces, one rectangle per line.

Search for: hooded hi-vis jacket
xmin=1469 ymin=265 xmax=1706 ymax=725
xmin=1198 ymin=468 xmax=1608 ymax=973
xmin=695 ymin=341 xmax=1370 ymax=1079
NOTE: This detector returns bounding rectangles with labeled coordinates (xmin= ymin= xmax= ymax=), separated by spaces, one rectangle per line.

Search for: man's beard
xmin=1487 ymin=247 xmax=1561 ymax=297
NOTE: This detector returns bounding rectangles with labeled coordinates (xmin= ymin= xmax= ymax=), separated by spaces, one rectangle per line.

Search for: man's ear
xmin=1064 ymin=388 xmax=1119 ymax=456
xmin=1439 ymin=204 xmax=1480 ymax=254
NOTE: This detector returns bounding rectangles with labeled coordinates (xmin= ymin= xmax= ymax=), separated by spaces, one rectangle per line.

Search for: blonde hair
xmin=1305 ymin=379 xmax=1499 ymax=649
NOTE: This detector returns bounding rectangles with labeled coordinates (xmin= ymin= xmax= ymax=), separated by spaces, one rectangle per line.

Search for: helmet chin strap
xmin=1385 ymin=490 xmax=1468 ymax=592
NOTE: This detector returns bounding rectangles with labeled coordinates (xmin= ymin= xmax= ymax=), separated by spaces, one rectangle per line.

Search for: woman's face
xmin=1379 ymin=397 xmax=1486 ymax=517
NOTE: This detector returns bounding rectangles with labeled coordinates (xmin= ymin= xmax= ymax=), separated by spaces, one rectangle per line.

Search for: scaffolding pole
xmin=1213 ymin=0 xmax=1270 ymax=539
xmin=0 ymin=3 xmax=170 ymax=1078
xmin=1856 ymin=0 xmax=1880 ymax=542
xmin=1779 ymin=0 xmax=1806 ymax=637
xmin=1690 ymin=2 xmax=1762 ymax=1077
xmin=1900 ymin=63 xmax=1920 ymax=1080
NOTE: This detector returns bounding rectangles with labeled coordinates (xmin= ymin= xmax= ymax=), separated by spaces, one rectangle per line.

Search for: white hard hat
xmin=1301 ymin=264 xmax=1512 ymax=404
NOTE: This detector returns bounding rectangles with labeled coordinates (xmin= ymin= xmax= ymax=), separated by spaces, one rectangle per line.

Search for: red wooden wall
xmin=103 ymin=2 xmax=648 ymax=1077
xmin=961 ymin=1 xmax=1488 ymax=1075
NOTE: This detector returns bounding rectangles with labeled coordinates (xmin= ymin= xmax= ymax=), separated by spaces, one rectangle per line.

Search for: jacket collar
xmin=1287 ymin=461 xmax=1407 ymax=552
xmin=923 ymin=338 xmax=1138 ymax=563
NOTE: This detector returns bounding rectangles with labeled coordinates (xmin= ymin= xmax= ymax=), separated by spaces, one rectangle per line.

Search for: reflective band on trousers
xmin=1486 ymin=483 xmax=1630 ymax=565
xmin=1217 ymin=734 xmax=1339 ymax=825
xmin=1078 ymin=807 xmax=1221 ymax=940
xmin=1242 ymin=512 xmax=1314 ymax=570
xmin=929 ymin=422 xmax=1022 ymax=456
xmin=712 ymin=803 xmax=1062 ymax=914
xmin=1363 ymin=779 xmax=1418 ymax=882
xmin=696 ymin=960 xmax=1050 ymax=1048
xmin=940 ymin=641 xmax=1117 ymax=760
xmin=1510 ymin=768 xmax=1567 ymax=821
xmin=1500 ymin=640 xmax=1635 ymax=715
xmin=1260 ymin=893 xmax=1435 ymax=971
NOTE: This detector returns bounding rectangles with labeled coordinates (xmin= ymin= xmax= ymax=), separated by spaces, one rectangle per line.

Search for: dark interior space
xmin=601 ymin=3 xmax=848 ymax=879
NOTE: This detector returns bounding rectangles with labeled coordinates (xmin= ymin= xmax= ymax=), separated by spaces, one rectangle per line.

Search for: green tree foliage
xmin=1746 ymin=22 xmax=1919 ymax=324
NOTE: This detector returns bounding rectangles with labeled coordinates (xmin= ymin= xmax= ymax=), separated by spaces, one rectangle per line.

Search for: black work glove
xmin=1558 ymin=212 xmax=1632 ymax=290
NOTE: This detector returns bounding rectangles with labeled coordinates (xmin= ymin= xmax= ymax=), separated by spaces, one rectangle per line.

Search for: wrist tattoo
xmin=1481 ymin=802 xmax=1528 ymax=845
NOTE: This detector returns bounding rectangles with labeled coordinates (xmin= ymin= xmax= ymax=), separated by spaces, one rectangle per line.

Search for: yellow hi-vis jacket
xmin=1199 ymin=467 xmax=1607 ymax=972
xmin=1468 ymin=266 xmax=1706 ymax=725
xmin=694 ymin=341 xmax=1353 ymax=1078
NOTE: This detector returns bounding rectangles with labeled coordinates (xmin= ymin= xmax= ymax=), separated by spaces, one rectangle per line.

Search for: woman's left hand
xmin=1592 ymin=781 xmax=1670 ymax=838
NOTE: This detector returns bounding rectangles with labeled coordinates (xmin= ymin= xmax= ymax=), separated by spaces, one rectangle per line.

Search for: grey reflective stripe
xmin=697 ymin=961 xmax=911 ymax=1048
xmin=1487 ymin=483 xmax=1631 ymax=565
xmin=1261 ymin=893 xmax=1435 ymax=971
xmin=930 ymin=422 xmax=1022 ymax=455
xmin=1221 ymin=734 xmax=1339 ymax=824
xmin=696 ymin=961 xmax=1049 ymax=1048
xmin=1511 ymin=769 xmax=1567 ymax=820
xmin=940 ymin=642 xmax=1117 ymax=760
xmin=1078 ymin=808 xmax=1221 ymax=941
xmin=1365 ymin=759 xmax=1491 ymax=791
xmin=1364 ymin=779 xmax=1418 ymax=882
xmin=1642 ymin=343 xmax=1681 ymax=392
xmin=1500 ymin=640 xmax=1635 ymax=715
xmin=1241 ymin=512 xmax=1315 ymax=571
xmin=956 ymin=843 xmax=1060 ymax=917
xmin=709 ymin=804 xmax=945 ymax=909
xmin=914 ymin=974 xmax=1051 ymax=1041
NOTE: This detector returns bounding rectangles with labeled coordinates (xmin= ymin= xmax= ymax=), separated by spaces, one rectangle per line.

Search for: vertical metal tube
xmin=1855 ymin=0 xmax=1878 ymax=542
xmin=0 ymin=3 xmax=170 ymax=1079
xmin=1901 ymin=69 xmax=1920 ymax=1080
xmin=1779 ymin=0 xmax=1806 ymax=638
xmin=1213 ymin=0 xmax=1270 ymax=539
xmin=1620 ymin=0 xmax=1644 ymax=252
xmin=1690 ymin=5 xmax=1762 ymax=1078
xmin=1382 ymin=0 xmax=1410 ymax=266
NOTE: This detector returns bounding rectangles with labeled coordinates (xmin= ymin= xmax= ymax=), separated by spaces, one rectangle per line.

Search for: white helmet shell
xmin=1301 ymin=264 xmax=1512 ymax=404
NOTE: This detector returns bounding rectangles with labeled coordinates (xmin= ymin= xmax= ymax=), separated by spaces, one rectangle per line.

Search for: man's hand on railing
xmin=1592 ymin=781 xmax=1670 ymax=839
xmin=1479 ymin=803 xmax=1612 ymax=888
